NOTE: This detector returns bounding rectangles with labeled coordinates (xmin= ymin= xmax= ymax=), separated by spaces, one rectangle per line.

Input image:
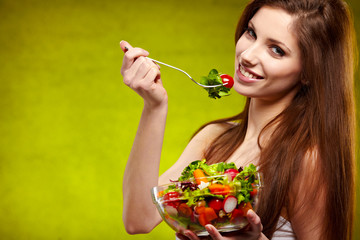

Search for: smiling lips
xmin=237 ymin=65 xmax=264 ymax=83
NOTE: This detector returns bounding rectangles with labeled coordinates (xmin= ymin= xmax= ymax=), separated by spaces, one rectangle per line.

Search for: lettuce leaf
xmin=201 ymin=69 xmax=231 ymax=99
xmin=178 ymin=160 xmax=238 ymax=182
xmin=173 ymin=160 xmax=259 ymax=206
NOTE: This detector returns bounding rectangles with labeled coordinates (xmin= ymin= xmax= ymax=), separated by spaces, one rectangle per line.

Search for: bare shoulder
xmin=192 ymin=122 xmax=234 ymax=145
xmin=289 ymin=146 xmax=326 ymax=239
xmin=291 ymin=146 xmax=321 ymax=188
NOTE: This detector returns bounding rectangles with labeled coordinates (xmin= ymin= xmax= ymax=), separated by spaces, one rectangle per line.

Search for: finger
xmin=122 ymin=48 xmax=149 ymax=72
xmin=176 ymin=233 xmax=189 ymax=240
xmin=205 ymin=225 xmax=223 ymax=240
xmin=120 ymin=41 xmax=149 ymax=71
xmin=247 ymin=210 xmax=263 ymax=233
xmin=122 ymin=56 xmax=146 ymax=86
xmin=132 ymin=57 xmax=152 ymax=80
xmin=120 ymin=40 xmax=132 ymax=53
xmin=131 ymin=59 xmax=160 ymax=87
xmin=130 ymin=67 xmax=159 ymax=90
xmin=146 ymin=58 xmax=161 ymax=70
xmin=143 ymin=65 xmax=161 ymax=85
xmin=183 ymin=230 xmax=201 ymax=240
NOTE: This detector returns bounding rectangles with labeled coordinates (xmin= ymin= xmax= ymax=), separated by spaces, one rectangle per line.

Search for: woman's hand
xmin=176 ymin=210 xmax=267 ymax=240
xmin=120 ymin=40 xmax=168 ymax=109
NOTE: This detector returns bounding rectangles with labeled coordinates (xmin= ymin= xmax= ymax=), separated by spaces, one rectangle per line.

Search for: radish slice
xmin=223 ymin=196 xmax=237 ymax=213
xmin=224 ymin=169 xmax=239 ymax=181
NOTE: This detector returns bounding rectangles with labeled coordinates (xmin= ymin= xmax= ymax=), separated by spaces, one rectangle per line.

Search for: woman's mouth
xmin=236 ymin=65 xmax=264 ymax=83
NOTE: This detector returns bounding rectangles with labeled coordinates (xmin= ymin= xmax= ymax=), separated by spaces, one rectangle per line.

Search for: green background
xmin=0 ymin=0 xmax=358 ymax=239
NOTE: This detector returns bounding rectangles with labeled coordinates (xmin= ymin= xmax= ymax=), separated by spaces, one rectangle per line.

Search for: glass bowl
xmin=151 ymin=173 xmax=262 ymax=236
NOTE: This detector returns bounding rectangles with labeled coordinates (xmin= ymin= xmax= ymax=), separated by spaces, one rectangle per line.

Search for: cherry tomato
xmin=220 ymin=74 xmax=234 ymax=89
xmin=177 ymin=203 xmax=193 ymax=217
xmin=208 ymin=198 xmax=223 ymax=212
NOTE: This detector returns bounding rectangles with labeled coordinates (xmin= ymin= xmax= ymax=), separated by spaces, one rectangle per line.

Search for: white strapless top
xmin=175 ymin=216 xmax=296 ymax=240
xmin=272 ymin=216 xmax=296 ymax=239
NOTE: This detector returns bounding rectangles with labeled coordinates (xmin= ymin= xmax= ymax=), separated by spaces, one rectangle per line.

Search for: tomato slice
xmin=163 ymin=191 xmax=180 ymax=207
xmin=163 ymin=191 xmax=179 ymax=200
xmin=230 ymin=209 xmax=246 ymax=224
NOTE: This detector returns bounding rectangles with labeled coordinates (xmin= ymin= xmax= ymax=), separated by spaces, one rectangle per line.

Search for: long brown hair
xmin=194 ymin=0 xmax=357 ymax=239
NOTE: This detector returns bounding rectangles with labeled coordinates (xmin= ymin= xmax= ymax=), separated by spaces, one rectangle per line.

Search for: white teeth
xmin=240 ymin=66 xmax=258 ymax=79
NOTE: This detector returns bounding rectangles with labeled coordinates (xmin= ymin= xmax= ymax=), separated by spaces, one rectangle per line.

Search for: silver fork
xmin=123 ymin=46 xmax=224 ymax=88
xmin=146 ymin=57 xmax=224 ymax=88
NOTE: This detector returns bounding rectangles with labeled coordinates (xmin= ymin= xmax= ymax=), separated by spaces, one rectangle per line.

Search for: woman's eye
xmin=246 ymin=27 xmax=256 ymax=38
xmin=271 ymin=46 xmax=285 ymax=56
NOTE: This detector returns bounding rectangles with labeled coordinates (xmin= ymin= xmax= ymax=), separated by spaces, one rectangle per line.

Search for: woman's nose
xmin=240 ymin=44 xmax=260 ymax=67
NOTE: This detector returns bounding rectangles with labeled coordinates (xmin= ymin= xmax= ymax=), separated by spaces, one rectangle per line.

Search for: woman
xmin=120 ymin=0 xmax=357 ymax=239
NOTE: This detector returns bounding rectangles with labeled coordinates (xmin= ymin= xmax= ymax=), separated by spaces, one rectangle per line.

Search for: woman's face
xmin=234 ymin=6 xmax=302 ymax=102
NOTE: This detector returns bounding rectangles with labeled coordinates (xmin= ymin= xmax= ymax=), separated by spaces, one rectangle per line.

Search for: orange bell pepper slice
xmin=208 ymin=184 xmax=231 ymax=195
xmin=193 ymin=169 xmax=208 ymax=185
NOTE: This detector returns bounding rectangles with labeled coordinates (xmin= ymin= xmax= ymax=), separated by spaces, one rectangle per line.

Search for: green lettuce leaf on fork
xmin=200 ymin=69 xmax=231 ymax=99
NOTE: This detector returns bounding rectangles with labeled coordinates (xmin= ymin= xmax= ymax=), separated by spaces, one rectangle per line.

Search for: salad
xmin=153 ymin=160 xmax=261 ymax=235
xmin=200 ymin=69 xmax=234 ymax=99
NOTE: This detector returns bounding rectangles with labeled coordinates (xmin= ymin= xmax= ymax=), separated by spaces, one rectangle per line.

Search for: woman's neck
xmin=245 ymin=97 xmax=291 ymax=142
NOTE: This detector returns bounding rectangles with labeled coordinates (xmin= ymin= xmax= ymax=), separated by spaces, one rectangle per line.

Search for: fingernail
xmin=205 ymin=225 xmax=214 ymax=234
xmin=248 ymin=210 xmax=256 ymax=219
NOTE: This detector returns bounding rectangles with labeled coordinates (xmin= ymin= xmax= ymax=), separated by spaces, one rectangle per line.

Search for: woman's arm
xmin=120 ymin=41 xmax=234 ymax=234
xmin=120 ymin=41 xmax=228 ymax=234
xmin=122 ymin=105 xmax=167 ymax=234
xmin=120 ymin=41 xmax=168 ymax=234
xmin=123 ymin=113 xmax=229 ymax=234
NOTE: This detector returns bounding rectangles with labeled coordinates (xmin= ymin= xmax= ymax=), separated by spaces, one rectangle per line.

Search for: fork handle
xmin=146 ymin=57 xmax=223 ymax=88
xmin=122 ymin=46 xmax=223 ymax=88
